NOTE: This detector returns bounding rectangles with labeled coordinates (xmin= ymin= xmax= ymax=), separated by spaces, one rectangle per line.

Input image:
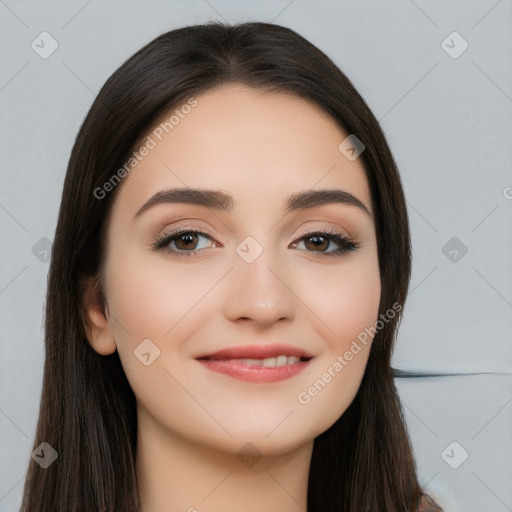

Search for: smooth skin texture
xmin=83 ymin=83 xmax=381 ymax=512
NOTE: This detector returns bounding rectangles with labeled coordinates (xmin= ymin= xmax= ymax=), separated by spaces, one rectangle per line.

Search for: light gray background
xmin=1 ymin=1 xmax=511 ymax=511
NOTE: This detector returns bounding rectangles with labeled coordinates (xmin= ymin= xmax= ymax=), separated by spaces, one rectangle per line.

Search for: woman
xmin=21 ymin=21 xmax=443 ymax=511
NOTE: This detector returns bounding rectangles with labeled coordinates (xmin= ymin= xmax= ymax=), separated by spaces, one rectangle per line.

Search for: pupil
xmin=177 ymin=233 xmax=197 ymax=250
xmin=307 ymin=235 xmax=327 ymax=251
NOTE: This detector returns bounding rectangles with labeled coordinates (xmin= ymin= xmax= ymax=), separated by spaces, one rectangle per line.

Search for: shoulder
xmin=414 ymin=493 xmax=443 ymax=512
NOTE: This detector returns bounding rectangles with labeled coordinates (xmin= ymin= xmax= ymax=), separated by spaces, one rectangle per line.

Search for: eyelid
xmin=155 ymin=218 xmax=217 ymax=237
xmin=299 ymin=225 xmax=351 ymax=239
xmin=157 ymin=220 xmax=353 ymax=238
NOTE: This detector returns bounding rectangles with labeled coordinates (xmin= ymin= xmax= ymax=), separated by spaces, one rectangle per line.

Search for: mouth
xmin=195 ymin=343 xmax=314 ymax=383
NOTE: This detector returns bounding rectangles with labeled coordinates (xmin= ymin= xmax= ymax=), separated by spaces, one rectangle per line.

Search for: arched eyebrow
xmin=134 ymin=187 xmax=372 ymax=219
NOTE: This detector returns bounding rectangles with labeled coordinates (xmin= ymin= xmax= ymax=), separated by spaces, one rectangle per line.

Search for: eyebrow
xmin=134 ymin=187 xmax=371 ymax=218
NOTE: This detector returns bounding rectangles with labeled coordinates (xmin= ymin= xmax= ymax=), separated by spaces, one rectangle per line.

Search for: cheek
xmin=103 ymin=248 xmax=225 ymax=380
xmin=331 ymin=272 xmax=381 ymax=350
xmin=302 ymin=254 xmax=381 ymax=353
xmin=105 ymin=248 xmax=207 ymax=340
xmin=289 ymin=257 xmax=380 ymax=434
xmin=103 ymin=250 xmax=215 ymax=419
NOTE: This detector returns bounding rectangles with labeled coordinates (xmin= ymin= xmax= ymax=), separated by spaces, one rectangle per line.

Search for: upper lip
xmin=195 ymin=343 xmax=314 ymax=361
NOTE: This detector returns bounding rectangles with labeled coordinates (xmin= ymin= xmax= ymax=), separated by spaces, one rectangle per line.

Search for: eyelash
xmin=152 ymin=226 xmax=359 ymax=258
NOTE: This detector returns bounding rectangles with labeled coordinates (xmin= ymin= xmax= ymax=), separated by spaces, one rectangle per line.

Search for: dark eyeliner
xmin=152 ymin=227 xmax=216 ymax=257
xmin=296 ymin=229 xmax=359 ymax=256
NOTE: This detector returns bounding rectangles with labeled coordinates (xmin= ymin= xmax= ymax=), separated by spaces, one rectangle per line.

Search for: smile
xmin=195 ymin=343 xmax=314 ymax=383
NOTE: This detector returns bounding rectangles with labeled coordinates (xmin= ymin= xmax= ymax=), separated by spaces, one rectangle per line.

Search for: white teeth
xmin=275 ymin=355 xmax=288 ymax=367
xmin=235 ymin=355 xmax=302 ymax=367
xmin=263 ymin=357 xmax=276 ymax=368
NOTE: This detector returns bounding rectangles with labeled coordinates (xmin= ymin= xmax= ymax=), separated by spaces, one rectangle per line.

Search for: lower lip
xmin=197 ymin=359 xmax=311 ymax=382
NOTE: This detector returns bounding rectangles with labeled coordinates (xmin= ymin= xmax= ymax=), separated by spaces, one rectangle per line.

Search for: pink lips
xmin=195 ymin=343 xmax=314 ymax=383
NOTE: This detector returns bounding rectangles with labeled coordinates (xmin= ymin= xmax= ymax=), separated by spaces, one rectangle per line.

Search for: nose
xmin=222 ymin=245 xmax=296 ymax=328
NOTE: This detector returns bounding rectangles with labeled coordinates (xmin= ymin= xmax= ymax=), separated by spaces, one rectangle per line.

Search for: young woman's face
xmin=90 ymin=83 xmax=381 ymax=456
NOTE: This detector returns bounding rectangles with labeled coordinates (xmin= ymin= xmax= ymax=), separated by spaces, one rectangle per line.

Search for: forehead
xmin=112 ymin=83 xmax=372 ymax=218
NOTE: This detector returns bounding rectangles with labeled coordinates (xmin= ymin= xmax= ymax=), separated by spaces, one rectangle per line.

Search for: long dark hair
xmin=21 ymin=21 xmax=441 ymax=511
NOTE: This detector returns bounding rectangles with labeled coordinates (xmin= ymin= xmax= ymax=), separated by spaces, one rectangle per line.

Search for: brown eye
xmin=153 ymin=228 xmax=358 ymax=258
xmin=152 ymin=228 xmax=217 ymax=257
xmin=303 ymin=234 xmax=329 ymax=252
xmin=292 ymin=231 xmax=358 ymax=256
xmin=174 ymin=232 xmax=200 ymax=251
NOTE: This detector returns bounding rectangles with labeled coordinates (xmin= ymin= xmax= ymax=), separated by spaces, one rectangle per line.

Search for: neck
xmin=136 ymin=405 xmax=313 ymax=512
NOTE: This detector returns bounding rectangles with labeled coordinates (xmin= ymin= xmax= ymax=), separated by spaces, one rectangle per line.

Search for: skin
xmin=83 ymin=83 xmax=381 ymax=512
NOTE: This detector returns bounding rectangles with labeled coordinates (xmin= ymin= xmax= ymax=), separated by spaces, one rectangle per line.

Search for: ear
xmin=79 ymin=274 xmax=117 ymax=355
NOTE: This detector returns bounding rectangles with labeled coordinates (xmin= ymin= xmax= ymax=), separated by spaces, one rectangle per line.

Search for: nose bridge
xmin=223 ymin=232 xmax=296 ymax=324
